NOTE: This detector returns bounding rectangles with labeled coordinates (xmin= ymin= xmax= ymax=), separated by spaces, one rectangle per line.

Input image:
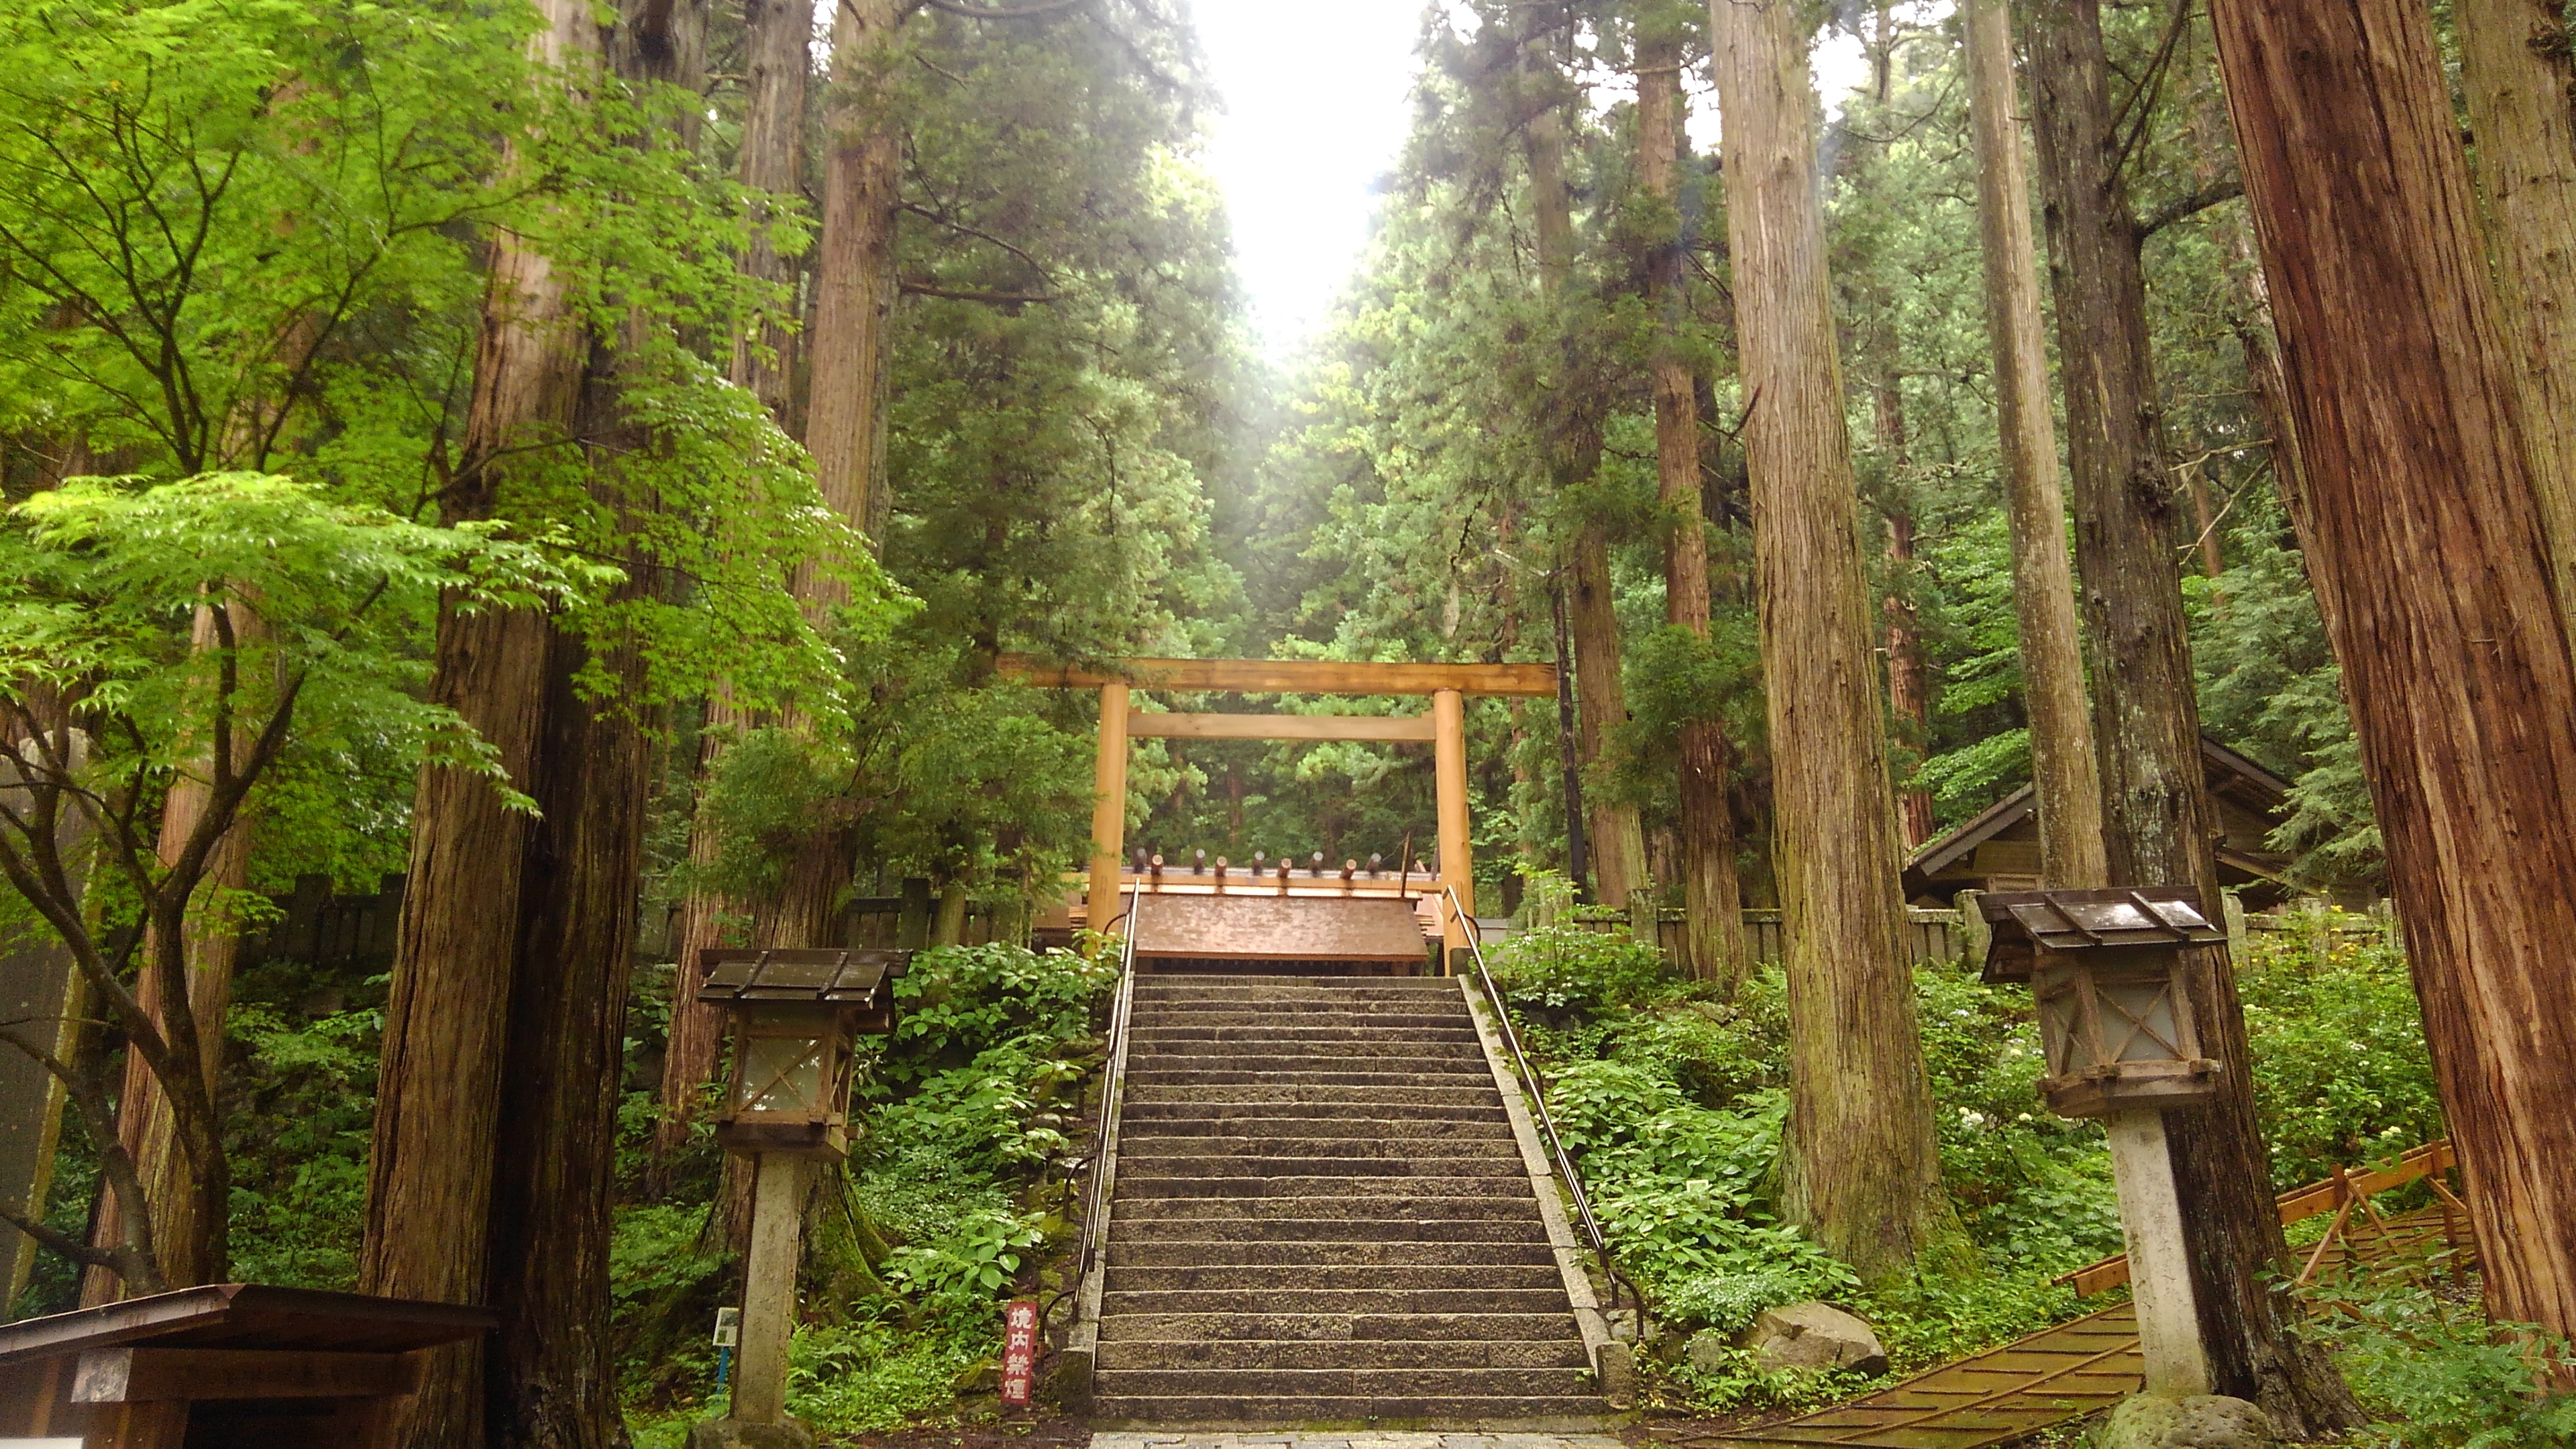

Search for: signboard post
xmin=1000 ymin=1299 xmax=1039 ymax=1407
xmin=712 ymin=1306 xmax=739 ymax=1413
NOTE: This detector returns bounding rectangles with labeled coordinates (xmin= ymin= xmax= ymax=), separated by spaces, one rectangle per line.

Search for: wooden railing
xmin=2056 ymin=1138 xmax=2465 ymax=1297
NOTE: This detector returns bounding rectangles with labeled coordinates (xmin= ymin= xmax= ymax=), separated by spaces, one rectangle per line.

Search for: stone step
xmin=1116 ymin=1173 xmax=1529 ymax=1199
xmin=1119 ymin=1112 xmax=1514 ymax=1137
xmin=1129 ymin=1010 xmax=1471 ymax=1030
xmin=1126 ymin=1043 xmax=1491 ymax=1066
xmin=1125 ymin=1066 xmax=1497 ymax=1087
xmin=1095 ymin=1311 xmax=1582 ymax=1343
xmin=1105 ymin=1238 xmax=1560 ymax=1269
xmin=1124 ymin=1083 xmax=1499 ymax=1107
xmin=1138 ymin=1016 xmax=1483 ymax=1036
xmin=1094 ymin=1366 xmax=1598 ymax=1398
xmin=1117 ymin=1157 xmax=1524 ymax=1180
xmin=1115 ymin=1194 xmax=1541 ymax=1223
xmin=1095 ymin=1337 xmax=1589 ymax=1371
xmin=1104 ymin=1263 xmax=1566 ymax=1292
xmin=1134 ymin=979 xmax=1460 ymax=994
xmin=1117 ymin=1135 xmax=1520 ymax=1160
xmin=1090 ymin=1393 xmax=1608 ymax=1425
xmin=1104 ymin=1287 xmax=1574 ymax=1316
xmin=1110 ymin=1217 xmax=1552 ymax=1244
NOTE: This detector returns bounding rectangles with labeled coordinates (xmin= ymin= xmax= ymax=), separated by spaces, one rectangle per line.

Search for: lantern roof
xmin=696 ymin=948 xmax=907 ymax=1007
xmin=1976 ymin=888 xmax=2225 ymax=981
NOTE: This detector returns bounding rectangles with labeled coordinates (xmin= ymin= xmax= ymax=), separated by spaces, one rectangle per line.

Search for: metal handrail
xmin=1439 ymin=885 xmax=1632 ymax=1316
xmin=1072 ymin=883 xmax=1143 ymax=1292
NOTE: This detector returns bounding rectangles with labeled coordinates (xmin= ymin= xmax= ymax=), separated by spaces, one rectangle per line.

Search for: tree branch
xmin=2137 ymin=176 xmax=2244 ymax=238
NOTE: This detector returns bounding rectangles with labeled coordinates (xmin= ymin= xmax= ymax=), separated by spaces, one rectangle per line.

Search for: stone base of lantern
xmin=687 ymin=1416 xmax=816 ymax=1449
xmin=2097 ymin=1392 xmax=2275 ymax=1448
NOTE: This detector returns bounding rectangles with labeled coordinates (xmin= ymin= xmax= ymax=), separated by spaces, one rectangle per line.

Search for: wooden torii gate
xmin=996 ymin=656 xmax=1558 ymax=951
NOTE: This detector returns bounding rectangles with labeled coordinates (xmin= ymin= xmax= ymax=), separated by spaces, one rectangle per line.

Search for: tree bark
xmin=360 ymin=5 xmax=602 ymax=1444
xmin=1706 ymin=0 xmax=1957 ymax=1285
xmin=2025 ymin=0 xmax=2361 ymax=1429
xmin=2459 ymin=0 xmax=2576 ymax=643
xmin=1525 ymin=40 xmax=1648 ymax=908
xmin=1638 ymin=32 xmax=1746 ymax=983
xmin=731 ymin=0 xmax=813 ymax=416
xmin=1874 ymin=384 xmax=1937 ymax=850
xmin=1964 ymin=0 xmax=2106 ymax=892
xmin=2209 ymin=0 xmax=2576 ymax=1371
xmin=808 ymin=0 xmax=902 ymax=559
xmin=654 ymin=0 xmax=815 ymax=1178
xmin=487 ymin=586 xmax=654 ymax=1449
xmin=83 ymin=603 xmax=260 ymax=1302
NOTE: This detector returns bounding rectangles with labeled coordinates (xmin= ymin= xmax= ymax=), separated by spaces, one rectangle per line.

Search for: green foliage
xmin=2237 ymin=910 xmax=2445 ymax=1187
xmin=881 ymin=1206 xmax=1046 ymax=1305
xmin=2318 ymin=1280 xmax=2576 ymax=1448
xmin=1484 ymin=919 xmax=1676 ymax=1018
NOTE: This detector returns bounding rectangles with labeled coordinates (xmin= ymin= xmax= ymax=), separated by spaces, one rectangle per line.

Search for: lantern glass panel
xmin=2036 ymin=980 xmax=2082 ymax=1075
xmin=2098 ymin=978 xmax=2187 ymax=1061
xmin=739 ymin=1034 xmax=827 ymax=1114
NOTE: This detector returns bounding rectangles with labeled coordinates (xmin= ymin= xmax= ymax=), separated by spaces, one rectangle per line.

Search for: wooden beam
xmin=1126 ymin=712 xmax=1436 ymax=742
xmin=72 ymin=1346 xmax=421 ymax=1402
xmin=998 ymin=655 xmax=1557 ymax=698
xmin=1433 ymin=688 xmax=1472 ymax=955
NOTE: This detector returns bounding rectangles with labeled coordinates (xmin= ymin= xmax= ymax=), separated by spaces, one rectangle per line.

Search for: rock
xmin=685 ymin=1419 xmax=815 ymax=1449
xmin=953 ymin=1357 xmax=1002 ymax=1393
xmin=1607 ymin=1307 xmax=1642 ymax=1342
xmin=1684 ymin=1328 xmax=1734 ymax=1375
xmin=2096 ymin=1393 xmax=2275 ymax=1449
xmin=1596 ymin=1340 xmax=1637 ymax=1409
xmin=1739 ymin=1301 xmax=1888 ymax=1376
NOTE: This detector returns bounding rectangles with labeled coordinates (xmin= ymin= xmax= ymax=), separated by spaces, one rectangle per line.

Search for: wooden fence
xmin=1566 ymin=897 xmax=2395 ymax=972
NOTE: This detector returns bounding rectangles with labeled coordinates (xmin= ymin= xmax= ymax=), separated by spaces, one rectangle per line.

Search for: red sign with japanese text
xmin=1001 ymin=1298 xmax=1040 ymax=1406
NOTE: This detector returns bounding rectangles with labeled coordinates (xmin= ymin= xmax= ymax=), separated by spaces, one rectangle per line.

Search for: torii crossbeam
xmin=995 ymin=656 xmax=1557 ymax=951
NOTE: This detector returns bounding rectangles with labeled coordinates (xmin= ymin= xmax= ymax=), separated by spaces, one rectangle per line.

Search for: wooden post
xmin=1087 ymin=683 xmax=1131 ymax=937
xmin=733 ymin=1152 xmax=804 ymax=1424
xmin=1433 ymin=688 xmax=1472 ymax=954
xmin=2104 ymin=1108 xmax=2211 ymax=1397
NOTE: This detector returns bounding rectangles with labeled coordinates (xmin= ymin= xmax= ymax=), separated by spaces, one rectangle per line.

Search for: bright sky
xmin=1188 ymin=3 xmax=1894 ymax=361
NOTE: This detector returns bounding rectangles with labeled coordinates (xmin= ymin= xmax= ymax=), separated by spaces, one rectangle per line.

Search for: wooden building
xmin=1902 ymin=737 xmax=2321 ymax=908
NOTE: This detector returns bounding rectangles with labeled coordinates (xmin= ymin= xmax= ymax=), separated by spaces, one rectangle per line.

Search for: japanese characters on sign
xmin=1001 ymin=1298 xmax=1040 ymax=1406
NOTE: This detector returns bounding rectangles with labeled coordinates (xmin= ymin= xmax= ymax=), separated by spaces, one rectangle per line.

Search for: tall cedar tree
xmin=2209 ymin=0 xmax=2576 ymax=1375
xmin=2457 ymin=0 xmax=2576 ymax=642
xmin=656 ymin=0 xmax=815 ymax=1179
xmin=2021 ymin=0 xmax=2361 ymax=1428
xmin=361 ymin=0 xmax=604 ymax=1442
xmin=1705 ymin=0 xmax=1958 ymax=1284
xmin=1525 ymin=11 xmax=1650 ymax=908
xmin=1960 ymin=0 xmax=2105 ymax=890
xmin=1633 ymin=15 xmax=1746 ymax=984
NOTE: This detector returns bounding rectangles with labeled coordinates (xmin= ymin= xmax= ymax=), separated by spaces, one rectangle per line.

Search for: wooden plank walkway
xmin=1707 ymin=1201 xmax=2471 ymax=1449
xmin=1714 ymin=1303 xmax=2141 ymax=1448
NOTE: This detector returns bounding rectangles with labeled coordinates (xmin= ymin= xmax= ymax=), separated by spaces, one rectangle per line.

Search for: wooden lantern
xmin=698 ymin=948 xmax=905 ymax=1159
xmin=1975 ymin=889 xmax=2226 ymax=1119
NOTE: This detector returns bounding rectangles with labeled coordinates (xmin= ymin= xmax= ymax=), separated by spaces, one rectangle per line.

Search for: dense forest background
xmin=4 ymin=0 xmax=2563 ymax=1442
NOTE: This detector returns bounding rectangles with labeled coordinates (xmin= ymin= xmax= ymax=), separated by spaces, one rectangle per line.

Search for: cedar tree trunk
xmin=2210 ymin=0 xmax=2576 ymax=1370
xmin=2459 ymin=0 xmax=2576 ymax=642
xmin=1638 ymin=30 xmax=1748 ymax=985
xmin=1526 ymin=48 xmax=1648 ymax=906
xmin=360 ymin=5 xmax=602 ymax=1444
xmin=2025 ymin=0 xmax=2361 ymax=1428
xmin=1964 ymin=0 xmax=2106 ymax=890
xmin=1706 ymin=0 xmax=1960 ymax=1285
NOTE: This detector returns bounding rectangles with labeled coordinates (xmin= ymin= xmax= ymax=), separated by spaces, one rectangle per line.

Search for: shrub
xmin=2236 ymin=910 xmax=2446 ymax=1188
xmin=2320 ymin=1280 xmax=2576 ymax=1448
xmin=1485 ymin=919 xmax=1676 ymax=1020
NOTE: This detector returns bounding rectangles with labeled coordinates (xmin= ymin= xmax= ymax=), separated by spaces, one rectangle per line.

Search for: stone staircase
xmin=1088 ymin=974 xmax=1611 ymax=1426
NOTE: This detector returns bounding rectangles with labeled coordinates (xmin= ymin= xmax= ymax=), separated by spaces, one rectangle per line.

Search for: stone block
xmin=2097 ymin=1393 xmax=2275 ymax=1449
xmin=1739 ymin=1301 xmax=1888 ymax=1375
xmin=685 ymin=1418 xmax=814 ymax=1449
